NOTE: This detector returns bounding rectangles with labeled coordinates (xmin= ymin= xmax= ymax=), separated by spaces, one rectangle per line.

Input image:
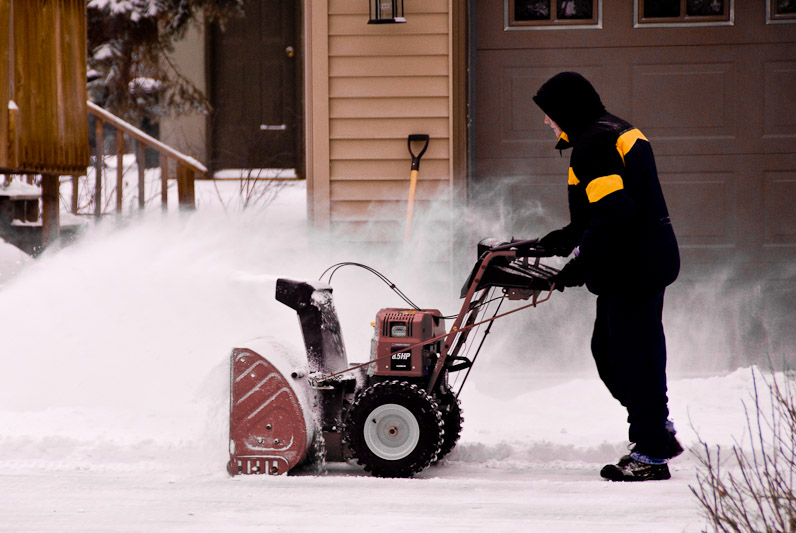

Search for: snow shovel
xmin=403 ymin=134 xmax=429 ymax=244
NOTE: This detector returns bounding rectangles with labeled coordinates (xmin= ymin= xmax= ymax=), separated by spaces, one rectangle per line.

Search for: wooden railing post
xmin=71 ymin=175 xmax=79 ymax=215
xmin=41 ymin=173 xmax=60 ymax=247
xmin=137 ymin=141 xmax=145 ymax=210
xmin=94 ymin=118 xmax=104 ymax=219
xmin=176 ymin=163 xmax=195 ymax=210
xmin=160 ymin=153 xmax=168 ymax=211
xmin=116 ymin=131 xmax=125 ymax=213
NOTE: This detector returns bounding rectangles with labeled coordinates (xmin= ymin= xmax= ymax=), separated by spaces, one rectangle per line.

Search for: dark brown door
xmin=209 ymin=0 xmax=299 ymax=171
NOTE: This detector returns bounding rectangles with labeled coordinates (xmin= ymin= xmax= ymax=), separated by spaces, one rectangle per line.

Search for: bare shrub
xmin=690 ymin=367 xmax=796 ymax=532
xmin=212 ymin=168 xmax=290 ymax=212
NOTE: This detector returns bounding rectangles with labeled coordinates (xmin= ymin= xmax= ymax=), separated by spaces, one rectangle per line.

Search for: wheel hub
xmin=363 ymin=403 xmax=420 ymax=460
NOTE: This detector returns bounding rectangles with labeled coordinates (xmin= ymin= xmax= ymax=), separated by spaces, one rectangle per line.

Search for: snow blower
xmin=227 ymin=238 xmax=559 ymax=477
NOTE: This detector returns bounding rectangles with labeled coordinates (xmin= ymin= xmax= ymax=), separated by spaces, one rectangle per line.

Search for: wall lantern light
xmin=368 ymin=0 xmax=405 ymax=24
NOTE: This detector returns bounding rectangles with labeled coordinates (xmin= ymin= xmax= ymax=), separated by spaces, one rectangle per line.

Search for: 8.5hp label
xmin=390 ymin=349 xmax=412 ymax=371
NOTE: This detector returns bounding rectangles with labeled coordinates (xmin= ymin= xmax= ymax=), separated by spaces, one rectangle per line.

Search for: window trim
xmin=505 ymin=0 xmax=603 ymax=31
xmin=633 ymin=0 xmax=735 ymax=28
xmin=767 ymin=0 xmax=796 ymax=24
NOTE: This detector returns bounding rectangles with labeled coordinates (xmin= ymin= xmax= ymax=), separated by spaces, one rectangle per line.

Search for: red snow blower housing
xmin=227 ymin=238 xmax=558 ymax=477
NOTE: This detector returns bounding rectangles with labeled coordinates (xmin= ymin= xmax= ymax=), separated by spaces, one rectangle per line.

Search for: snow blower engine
xmin=227 ymin=238 xmax=558 ymax=477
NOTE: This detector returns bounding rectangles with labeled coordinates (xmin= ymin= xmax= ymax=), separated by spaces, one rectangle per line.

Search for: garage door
xmin=473 ymin=1 xmax=796 ymax=279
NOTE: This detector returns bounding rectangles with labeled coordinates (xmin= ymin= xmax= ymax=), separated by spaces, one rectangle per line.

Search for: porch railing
xmin=84 ymin=101 xmax=206 ymax=216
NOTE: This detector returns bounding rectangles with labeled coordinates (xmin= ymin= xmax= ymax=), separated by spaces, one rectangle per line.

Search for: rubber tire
xmin=344 ymin=380 xmax=443 ymax=478
xmin=435 ymin=391 xmax=463 ymax=462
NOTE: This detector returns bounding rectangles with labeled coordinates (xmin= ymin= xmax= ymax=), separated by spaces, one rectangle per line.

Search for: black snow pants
xmin=591 ymin=290 xmax=673 ymax=459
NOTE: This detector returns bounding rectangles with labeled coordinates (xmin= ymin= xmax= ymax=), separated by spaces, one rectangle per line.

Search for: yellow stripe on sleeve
xmin=585 ymin=174 xmax=624 ymax=203
xmin=616 ymin=128 xmax=648 ymax=164
xmin=568 ymin=167 xmax=579 ymax=185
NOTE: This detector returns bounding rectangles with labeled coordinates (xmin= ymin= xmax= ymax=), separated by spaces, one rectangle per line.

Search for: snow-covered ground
xmin=0 ymin=179 xmax=785 ymax=532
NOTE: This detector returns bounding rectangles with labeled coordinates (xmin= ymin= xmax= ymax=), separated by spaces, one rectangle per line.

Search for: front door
xmin=209 ymin=0 xmax=300 ymax=171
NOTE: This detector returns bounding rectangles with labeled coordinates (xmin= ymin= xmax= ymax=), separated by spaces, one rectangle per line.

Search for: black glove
xmin=551 ymin=257 xmax=585 ymax=292
xmin=539 ymin=228 xmax=576 ymax=257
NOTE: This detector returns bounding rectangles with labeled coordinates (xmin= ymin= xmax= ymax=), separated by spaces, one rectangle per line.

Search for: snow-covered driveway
xmin=0 ymin=181 xmax=774 ymax=531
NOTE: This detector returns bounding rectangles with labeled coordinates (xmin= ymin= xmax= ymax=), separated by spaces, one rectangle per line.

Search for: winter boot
xmin=600 ymin=455 xmax=671 ymax=482
xmin=666 ymin=420 xmax=684 ymax=459
xmin=628 ymin=421 xmax=684 ymax=461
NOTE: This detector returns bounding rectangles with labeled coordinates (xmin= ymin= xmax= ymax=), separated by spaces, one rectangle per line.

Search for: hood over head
xmin=533 ymin=72 xmax=605 ymax=140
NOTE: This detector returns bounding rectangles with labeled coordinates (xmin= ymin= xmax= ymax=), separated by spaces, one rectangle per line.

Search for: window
xmin=768 ymin=0 xmax=796 ymax=23
xmin=507 ymin=0 xmax=602 ymax=30
xmin=635 ymin=0 xmax=734 ymax=27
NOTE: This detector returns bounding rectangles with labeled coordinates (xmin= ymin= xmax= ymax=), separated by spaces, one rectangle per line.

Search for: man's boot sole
xmin=600 ymin=463 xmax=671 ymax=482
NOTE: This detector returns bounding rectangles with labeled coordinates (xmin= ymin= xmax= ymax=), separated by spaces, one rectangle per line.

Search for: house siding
xmin=309 ymin=0 xmax=452 ymax=239
xmin=160 ymin=20 xmax=207 ymax=165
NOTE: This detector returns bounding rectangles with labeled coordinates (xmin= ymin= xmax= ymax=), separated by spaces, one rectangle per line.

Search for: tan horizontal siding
xmin=331 ymin=179 xmax=450 ymax=201
xmin=330 ymin=97 xmax=448 ymax=119
xmin=332 ymin=159 xmax=450 ymax=181
xmin=329 ymin=220 xmax=451 ymax=244
xmin=329 ymin=35 xmax=448 ymax=57
xmin=331 ymin=157 xmax=449 ymax=181
xmin=329 ymin=13 xmax=449 ymax=36
xmin=330 ymin=118 xmax=448 ymax=140
xmin=332 ymin=200 xmax=407 ymax=221
xmin=330 ymin=76 xmax=448 ymax=99
xmin=320 ymin=0 xmax=451 ymax=242
xmin=330 ymin=139 xmax=449 ymax=161
xmin=330 ymin=220 xmax=405 ymax=241
xmin=330 ymin=55 xmax=448 ymax=77
xmin=331 ymin=199 xmax=450 ymax=220
xmin=329 ymin=0 xmax=448 ymax=15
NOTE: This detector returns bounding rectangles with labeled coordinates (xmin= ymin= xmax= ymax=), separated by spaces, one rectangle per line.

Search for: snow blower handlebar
xmin=426 ymin=246 xmax=557 ymax=393
xmin=478 ymin=238 xmax=553 ymax=258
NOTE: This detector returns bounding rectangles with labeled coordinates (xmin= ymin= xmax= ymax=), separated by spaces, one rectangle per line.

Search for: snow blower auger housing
xmin=227 ymin=239 xmax=558 ymax=477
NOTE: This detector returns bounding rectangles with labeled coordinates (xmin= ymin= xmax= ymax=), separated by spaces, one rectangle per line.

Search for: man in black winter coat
xmin=532 ymin=72 xmax=683 ymax=481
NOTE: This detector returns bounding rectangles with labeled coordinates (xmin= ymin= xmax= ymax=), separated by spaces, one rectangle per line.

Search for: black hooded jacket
xmin=533 ymin=72 xmax=679 ymax=295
